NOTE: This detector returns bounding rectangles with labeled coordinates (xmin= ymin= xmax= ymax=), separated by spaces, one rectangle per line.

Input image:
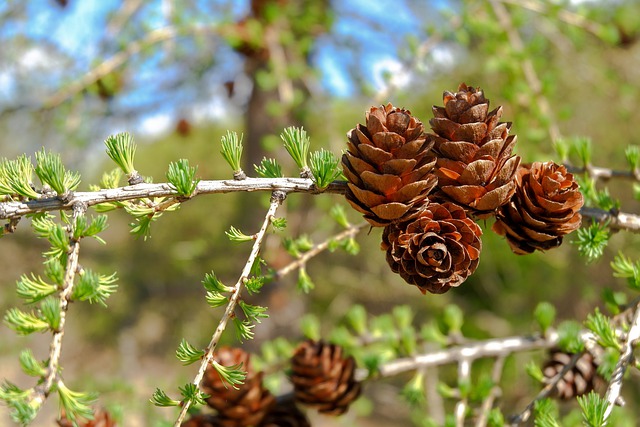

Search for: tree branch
xmin=173 ymin=191 xmax=286 ymax=427
xmin=566 ymin=164 xmax=640 ymax=182
xmin=580 ymin=207 xmax=640 ymax=233
xmin=603 ymin=302 xmax=640 ymax=423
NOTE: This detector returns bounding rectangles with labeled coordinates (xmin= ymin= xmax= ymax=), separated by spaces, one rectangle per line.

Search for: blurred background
xmin=1 ymin=0 xmax=640 ymax=425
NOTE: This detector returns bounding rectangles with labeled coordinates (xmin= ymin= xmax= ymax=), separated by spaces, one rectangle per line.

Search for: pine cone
xmin=202 ymin=347 xmax=276 ymax=427
xmin=428 ymin=83 xmax=520 ymax=216
xmin=182 ymin=414 xmax=223 ymax=427
xmin=382 ymin=201 xmax=482 ymax=294
xmin=259 ymin=401 xmax=311 ymax=427
xmin=57 ymin=408 xmax=116 ymax=427
xmin=291 ymin=340 xmax=361 ymax=415
xmin=543 ymin=350 xmax=599 ymax=400
xmin=341 ymin=103 xmax=437 ymax=226
xmin=492 ymin=162 xmax=583 ymax=254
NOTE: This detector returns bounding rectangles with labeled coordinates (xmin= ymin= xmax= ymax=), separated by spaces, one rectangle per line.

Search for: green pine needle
xmin=211 ymin=360 xmax=247 ymax=389
xmin=534 ymin=302 xmax=556 ymax=334
xmin=585 ymin=308 xmax=620 ymax=350
xmin=39 ymin=297 xmax=61 ymax=331
xmin=72 ymin=270 xmax=118 ymax=306
xmin=19 ymin=349 xmax=46 ymax=377
xmin=281 ymin=127 xmax=310 ymax=171
xmin=176 ymin=339 xmax=205 ymax=365
xmin=556 ymin=320 xmax=585 ymax=353
xmin=205 ymin=291 xmax=228 ymax=308
xmin=56 ymin=381 xmax=98 ymax=424
xmin=577 ymin=392 xmax=608 ymax=427
xmin=238 ymin=301 xmax=269 ymax=323
xmin=270 ymin=217 xmax=287 ymax=231
xmin=233 ymin=317 xmax=255 ymax=341
xmin=611 ymin=252 xmax=640 ymax=290
xmin=178 ymin=383 xmax=209 ymax=406
xmin=525 ymin=360 xmax=545 ymax=383
xmin=4 ymin=308 xmax=50 ymax=335
xmin=220 ymin=131 xmax=244 ymax=174
xmin=0 ymin=382 xmax=37 ymax=425
xmin=309 ymin=148 xmax=341 ymax=189
xmin=225 ymin=225 xmax=254 ymax=242
xmin=202 ymin=272 xmax=233 ymax=293
xmin=575 ymin=222 xmax=610 ymax=263
xmin=34 ymin=149 xmax=81 ymax=195
xmin=0 ymin=155 xmax=40 ymax=199
xmin=244 ymin=276 xmax=265 ymax=294
xmin=297 ymin=267 xmax=314 ymax=293
xmin=570 ymin=137 xmax=592 ymax=166
xmin=625 ymin=145 xmax=640 ymax=171
xmin=150 ymin=388 xmax=181 ymax=407
xmin=16 ymin=274 xmax=58 ymax=304
xmin=73 ymin=214 xmax=108 ymax=241
xmin=104 ymin=132 xmax=137 ymax=175
xmin=442 ymin=304 xmax=463 ymax=335
xmin=299 ymin=314 xmax=321 ymax=341
xmin=552 ymin=138 xmax=570 ymax=163
xmin=401 ymin=372 xmax=425 ymax=407
xmin=254 ymin=157 xmax=283 ymax=178
xmin=166 ymin=159 xmax=199 ymax=197
xmin=534 ymin=398 xmax=561 ymax=427
xmin=329 ymin=205 xmax=350 ymax=228
xmin=345 ymin=304 xmax=367 ymax=335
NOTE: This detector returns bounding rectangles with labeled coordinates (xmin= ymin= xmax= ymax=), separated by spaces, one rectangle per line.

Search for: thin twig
xmin=580 ymin=207 xmax=640 ymax=233
xmin=455 ymin=358 xmax=471 ymax=427
xmin=476 ymin=355 xmax=506 ymax=427
xmin=566 ymin=164 xmax=640 ymax=182
xmin=603 ymin=302 xmax=640 ymax=423
xmin=488 ymin=0 xmax=561 ymax=142
xmin=173 ymin=191 xmax=287 ymax=427
xmin=272 ymin=222 xmax=367 ymax=280
xmin=30 ymin=201 xmax=87 ymax=409
xmin=0 ymin=178 xmax=347 ymax=220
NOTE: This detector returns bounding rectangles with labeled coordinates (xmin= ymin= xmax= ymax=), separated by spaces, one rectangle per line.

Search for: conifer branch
xmin=0 ymin=178 xmax=346 ymax=220
xmin=31 ymin=202 xmax=87 ymax=410
xmin=567 ymin=165 xmax=640 ymax=182
xmin=602 ymin=302 xmax=640 ymax=423
xmin=475 ymin=355 xmax=506 ymax=427
xmin=581 ymin=207 xmax=640 ymax=233
xmin=454 ymin=357 xmax=471 ymax=427
xmin=174 ymin=191 xmax=287 ymax=427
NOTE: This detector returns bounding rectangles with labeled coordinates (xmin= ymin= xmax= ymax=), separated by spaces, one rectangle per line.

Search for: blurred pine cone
xmin=182 ymin=414 xmax=223 ymax=427
xmin=202 ymin=347 xmax=276 ymax=427
xmin=341 ymin=103 xmax=437 ymax=226
xmin=382 ymin=201 xmax=482 ymax=294
xmin=492 ymin=162 xmax=583 ymax=254
xmin=260 ymin=401 xmax=311 ymax=427
xmin=291 ymin=340 xmax=361 ymax=415
xmin=428 ymin=83 xmax=520 ymax=216
xmin=57 ymin=408 xmax=116 ymax=427
xmin=543 ymin=350 xmax=599 ymax=400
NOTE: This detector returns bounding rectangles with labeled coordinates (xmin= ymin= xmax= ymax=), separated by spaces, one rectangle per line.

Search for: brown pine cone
xmin=492 ymin=162 xmax=583 ymax=254
xmin=428 ymin=83 xmax=520 ymax=216
xmin=341 ymin=103 xmax=437 ymax=226
xmin=291 ymin=340 xmax=361 ymax=415
xmin=202 ymin=347 xmax=276 ymax=427
xmin=543 ymin=350 xmax=599 ymax=400
xmin=381 ymin=201 xmax=482 ymax=294
xmin=259 ymin=401 xmax=311 ymax=427
xmin=182 ymin=414 xmax=223 ymax=427
xmin=57 ymin=408 xmax=116 ymax=427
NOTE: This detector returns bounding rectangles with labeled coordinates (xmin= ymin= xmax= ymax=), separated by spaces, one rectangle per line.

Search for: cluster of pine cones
xmin=342 ymin=83 xmax=584 ymax=294
xmin=542 ymin=348 xmax=602 ymax=400
xmin=183 ymin=340 xmax=361 ymax=427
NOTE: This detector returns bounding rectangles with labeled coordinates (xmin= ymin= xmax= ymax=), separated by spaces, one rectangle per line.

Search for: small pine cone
xmin=291 ymin=340 xmax=361 ymax=415
xmin=543 ymin=350 xmax=599 ymax=400
xmin=57 ymin=408 xmax=116 ymax=427
xmin=341 ymin=103 xmax=437 ymax=226
xmin=202 ymin=347 xmax=276 ymax=427
xmin=492 ymin=162 xmax=583 ymax=254
xmin=381 ymin=201 xmax=482 ymax=294
xmin=428 ymin=83 xmax=521 ymax=216
xmin=259 ymin=401 xmax=311 ymax=427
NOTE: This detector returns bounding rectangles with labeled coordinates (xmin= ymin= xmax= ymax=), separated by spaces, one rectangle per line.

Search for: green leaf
xmin=270 ymin=217 xmax=287 ymax=231
xmin=575 ymin=222 xmax=610 ymax=263
xmin=0 ymin=155 xmax=40 ymax=198
xmin=442 ymin=304 xmax=463 ymax=335
xmin=329 ymin=205 xmax=350 ymax=228
xmin=625 ymin=145 xmax=640 ymax=171
xmin=577 ymin=392 xmax=607 ymax=427
xmin=34 ymin=148 xmax=81 ymax=195
xmin=534 ymin=302 xmax=556 ymax=334
xmin=203 ymin=272 xmax=233 ymax=293
xmin=19 ymin=349 xmax=46 ymax=377
xmin=176 ymin=339 xmax=205 ymax=365
xmin=40 ymin=297 xmax=61 ymax=331
xmin=225 ymin=225 xmax=253 ymax=242
xmin=525 ymin=360 xmax=545 ymax=383
xmin=401 ymin=372 xmax=425 ymax=407
xmin=167 ymin=159 xmax=199 ymax=197
xmin=220 ymin=131 xmax=244 ymax=174
xmin=585 ymin=308 xmax=620 ymax=350
xmin=281 ymin=127 xmax=310 ymax=172
xmin=340 ymin=237 xmax=360 ymax=255
xmin=602 ymin=288 xmax=627 ymax=315
xmin=211 ymin=360 xmax=247 ymax=389
xmin=4 ymin=308 xmax=50 ymax=335
xmin=345 ymin=304 xmax=367 ymax=335
xmin=487 ymin=408 xmax=505 ymax=427
xmin=57 ymin=381 xmax=98 ymax=424
xmin=392 ymin=305 xmax=414 ymax=330
xmin=556 ymin=320 xmax=584 ymax=353
xmin=16 ymin=274 xmax=58 ymax=304
xmin=309 ymin=148 xmax=341 ymax=189
xmin=105 ymin=132 xmax=137 ymax=175
xmin=297 ymin=267 xmax=314 ymax=293
xmin=238 ymin=301 xmax=269 ymax=323
xmin=254 ymin=157 xmax=283 ymax=178
xmin=300 ymin=314 xmax=320 ymax=341
xmin=611 ymin=252 xmax=640 ymax=290
xmin=149 ymin=388 xmax=181 ymax=407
